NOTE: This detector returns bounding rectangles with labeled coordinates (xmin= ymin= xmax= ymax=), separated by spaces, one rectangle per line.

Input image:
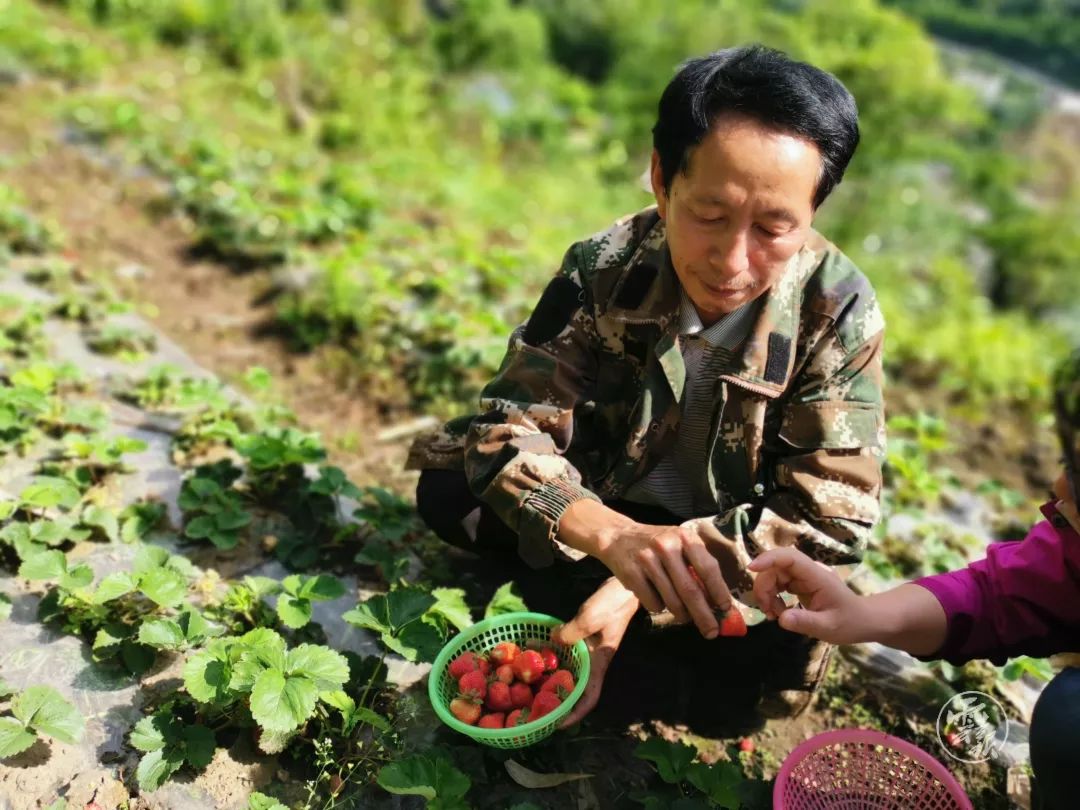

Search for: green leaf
xmin=182 ymin=724 xmax=215 ymax=770
xmin=377 ymin=753 xmax=471 ymax=803
xmin=120 ymin=640 xmax=156 ymax=675
xmin=136 ymin=747 xmax=184 ymax=792
xmin=183 ymin=650 xmax=232 ymax=704
xmin=19 ymin=476 xmax=81 ymax=510
xmin=255 ymin=727 xmax=297 ymax=755
xmin=81 ymin=504 xmax=119 ymax=542
xmin=354 ymin=706 xmax=391 ymax=733
xmin=0 ymin=594 xmax=12 ymax=621
xmin=276 ymin=595 xmax=312 ymax=629
xmin=244 ymin=576 xmax=282 ymax=597
xmin=208 ymin=529 xmax=240 ymax=550
xmin=319 ymin=690 xmax=354 ymax=713
xmin=138 ymin=618 xmax=186 ymax=650
xmin=248 ymin=792 xmax=288 ymax=810
xmin=685 ymin=761 xmax=743 ymax=809
xmin=0 ymin=717 xmax=36 ymax=758
xmin=635 ymin=737 xmax=697 ymax=784
xmin=178 ymin=609 xmax=221 ymax=644
xmin=238 ymin=628 xmax=286 ymax=671
xmin=130 ymin=714 xmax=179 ymax=753
xmin=385 ymin=620 xmax=444 ymax=664
xmin=354 ymin=537 xmax=410 ymax=582
xmin=298 ymin=574 xmax=345 ymax=601
xmin=132 ymin=545 xmax=169 ymax=573
xmin=249 ymin=670 xmax=318 ymax=733
xmin=12 ymin=686 xmax=84 ymax=744
xmin=343 ymin=586 xmax=435 ymax=635
xmin=138 ymin=567 xmax=187 ymax=608
xmin=484 ymin=582 xmax=527 ymax=619
xmin=18 ymin=550 xmax=66 ymax=581
xmin=93 ymin=571 xmax=136 ymax=603
xmin=92 ymin=623 xmax=130 ymax=654
xmin=285 ymin=645 xmax=349 ymax=690
xmin=430 ymin=587 xmax=473 ymax=632
xmin=60 ymin=564 xmax=94 ymax=591
xmin=184 ymin=515 xmax=215 ymax=540
xmin=215 ymin=508 xmax=251 ymax=531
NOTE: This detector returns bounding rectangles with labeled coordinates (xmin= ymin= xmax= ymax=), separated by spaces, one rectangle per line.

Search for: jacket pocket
xmin=778 ymin=401 xmax=881 ymax=450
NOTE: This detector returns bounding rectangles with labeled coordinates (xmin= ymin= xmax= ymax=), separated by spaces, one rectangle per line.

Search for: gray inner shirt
xmin=623 ymin=286 xmax=761 ymax=520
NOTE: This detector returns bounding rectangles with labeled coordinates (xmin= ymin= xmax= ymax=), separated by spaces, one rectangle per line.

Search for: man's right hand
xmin=558 ymin=500 xmax=733 ymax=639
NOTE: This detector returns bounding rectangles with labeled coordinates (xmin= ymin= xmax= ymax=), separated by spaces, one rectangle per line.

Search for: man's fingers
xmin=639 ymin=555 xmax=688 ymax=622
xmin=661 ymin=553 xmax=718 ymax=638
xmin=559 ymin=641 xmax=616 ymax=728
xmin=684 ymin=544 xmax=732 ymax=613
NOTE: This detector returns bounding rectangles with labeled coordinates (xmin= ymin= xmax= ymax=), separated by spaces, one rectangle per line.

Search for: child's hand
xmin=747 ymin=547 xmax=867 ymax=644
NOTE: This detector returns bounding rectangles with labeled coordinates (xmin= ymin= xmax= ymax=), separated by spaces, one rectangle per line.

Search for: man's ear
xmin=650 ymin=150 xmax=668 ymax=219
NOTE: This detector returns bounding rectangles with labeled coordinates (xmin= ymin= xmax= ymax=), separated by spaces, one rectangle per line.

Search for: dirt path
xmin=0 ymin=81 xmax=417 ymax=495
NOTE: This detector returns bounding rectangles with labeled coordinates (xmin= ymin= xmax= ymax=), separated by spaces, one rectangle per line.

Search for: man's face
xmin=652 ymin=114 xmax=822 ymax=326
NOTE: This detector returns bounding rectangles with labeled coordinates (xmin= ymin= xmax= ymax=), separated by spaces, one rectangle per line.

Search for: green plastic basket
xmin=429 ymin=611 xmax=591 ymax=749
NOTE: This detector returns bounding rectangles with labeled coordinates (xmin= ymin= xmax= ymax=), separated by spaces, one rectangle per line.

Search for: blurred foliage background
xmin=0 ymin=0 xmax=1076 ymax=417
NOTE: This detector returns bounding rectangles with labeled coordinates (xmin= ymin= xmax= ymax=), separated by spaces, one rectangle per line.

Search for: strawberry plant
xmin=343 ymin=586 xmax=446 ymax=664
xmin=276 ymin=573 xmax=345 ymax=629
xmin=632 ymin=737 xmax=771 ymax=810
xmin=178 ymin=473 xmax=252 ymax=550
xmin=84 ymin=323 xmax=157 ymax=358
xmin=0 ymin=683 xmax=84 ymax=759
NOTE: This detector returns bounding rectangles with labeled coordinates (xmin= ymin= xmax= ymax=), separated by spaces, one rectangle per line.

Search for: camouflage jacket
xmin=409 ymin=207 xmax=886 ymax=574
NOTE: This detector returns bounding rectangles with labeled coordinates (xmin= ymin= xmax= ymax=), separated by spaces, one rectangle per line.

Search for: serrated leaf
xmin=430 ymin=587 xmax=473 ymax=632
xmin=136 ymin=747 xmax=184 ymax=792
xmin=685 ymin=762 xmax=742 ymax=809
xmin=377 ymin=754 xmax=471 ymax=803
xmin=634 ymin=738 xmax=697 ymax=785
xmin=215 ymin=508 xmax=251 ymax=531
xmin=255 ymin=728 xmax=297 ymax=755
xmin=343 ymin=586 xmax=435 ymax=635
xmin=18 ymin=550 xmax=66 ymax=581
xmin=81 ymin=504 xmax=119 ymax=542
xmin=138 ymin=618 xmax=186 ymax=650
xmin=182 ymin=724 xmax=215 ymax=769
xmin=184 ymin=650 xmax=232 ymax=704
xmin=239 ymin=628 xmax=286 ymax=670
xmin=298 ymin=574 xmax=345 ymax=601
xmin=12 ymin=686 xmax=83 ymax=744
xmin=138 ymin=567 xmax=187 ymax=608
xmin=132 ymin=545 xmax=169 ymax=573
xmin=0 ymin=717 xmax=36 ymax=758
xmin=354 ymin=706 xmax=390 ymax=732
xmin=19 ymin=476 xmax=81 ymax=510
xmin=184 ymin=515 xmax=215 ymax=540
xmin=276 ymin=595 xmax=311 ymax=629
xmin=60 ymin=564 xmax=93 ymax=591
xmin=385 ymin=619 xmax=444 ymax=663
xmin=178 ymin=609 xmax=221 ymax=644
xmin=248 ymin=791 xmax=289 ymax=810
xmin=244 ymin=576 xmax=281 ymax=597
xmin=130 ymin=714 xmax=179 ymax=753
xmin=120 ymin=640 xmax=155 ymax=674
xmin=319 ymin=690 xmax=355 ymax=713
xmin=484 ymin=582 xmax=527 ymax=619
xmin=93 ymin=571 xmax=136 ymax=604
xmin=249 ymin=670 xmax=318 ymax=733
xmin=285 ymin=645 xmax=349 ymax=690
xmin=92 ymin=623 xmax=129 ymax=654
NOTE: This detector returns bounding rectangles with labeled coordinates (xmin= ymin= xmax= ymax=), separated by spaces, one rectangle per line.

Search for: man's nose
xmin=709 ymin=228 xmax=750 ymax=278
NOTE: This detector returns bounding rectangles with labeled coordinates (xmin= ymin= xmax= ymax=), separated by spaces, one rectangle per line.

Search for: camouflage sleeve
xmin=464 ymin=245 xmax=602 ymax=568
xmin=687 ymin=290 xmax=886 ymax=584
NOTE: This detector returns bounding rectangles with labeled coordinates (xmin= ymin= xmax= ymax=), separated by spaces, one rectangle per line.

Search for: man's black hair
xmin=652 ymin=45 xmax=859 ymax=209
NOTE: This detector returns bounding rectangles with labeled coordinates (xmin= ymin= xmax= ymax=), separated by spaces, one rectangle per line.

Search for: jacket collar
xmin=602 ymin=213 xmax=818 ymax=399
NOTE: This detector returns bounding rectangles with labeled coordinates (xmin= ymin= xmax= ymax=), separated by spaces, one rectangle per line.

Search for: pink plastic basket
xmin=774 ymin=729 xmax=973 ymax=810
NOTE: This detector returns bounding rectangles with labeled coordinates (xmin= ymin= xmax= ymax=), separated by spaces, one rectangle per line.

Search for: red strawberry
xmin=448 ymin=651 xmax=482 ymax=680
xmin=449 ymin=697 xmax=481 ymax=725
xmin=540 ymin=669 xmax=575 ymax=697
xmin=458 ymin=669 xmax=488 ymax=700
xmin=738 ymin=737 xmax=755 ymax=753
xmin=485 ymin=681 xmax=514 ymax=712
xmin=531 ymin=690 xmax=562 ymax=719
xmin=478 ymin=712 xmax=505 ymax=729
xmin=539 ymin=647 xmax=560 ymax=672
xmin=494 ymin=664 xmax=514 ymax=684
xmin=490 ymin=641 xmax=520 ymax=665
xmin=506 ymin=707 xmax=529 ymax=727
xmin=477 ymin=657 xmax=492 ymax=676
xmin=512 ymin=650 xmax=545 ymax=684
xmin=509 ymin=682 xmax=533 ymax=708
xmin=718 ymin=607 xmax=747 ymax=637
xmin=945 ymin=731 xmax=962 ymax=749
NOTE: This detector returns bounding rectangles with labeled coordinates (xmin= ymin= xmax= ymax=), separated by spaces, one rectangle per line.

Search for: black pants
xmin=1031 ymin=667 xmax=1080 ymax=810
xmin=416 ymin=468 xmax=831 ymax=733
